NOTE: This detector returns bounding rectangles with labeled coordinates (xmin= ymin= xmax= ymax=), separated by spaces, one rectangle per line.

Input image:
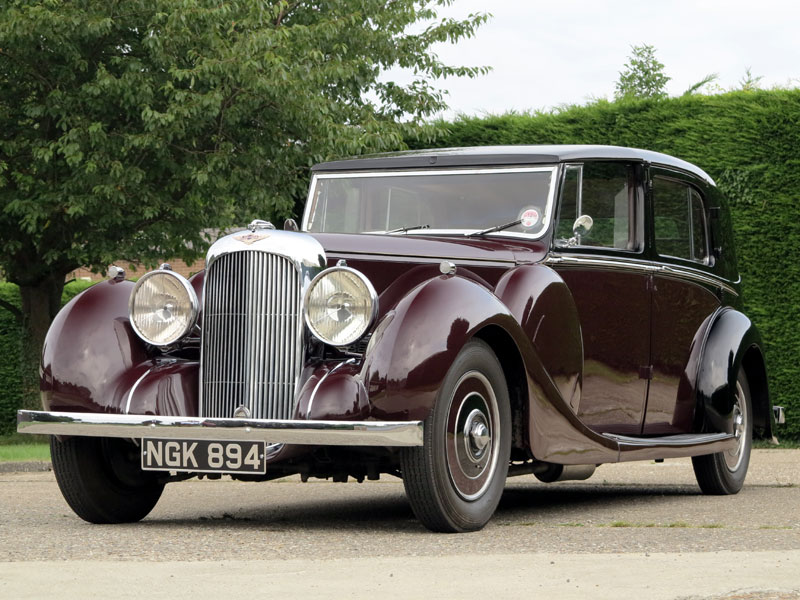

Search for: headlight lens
xmin=129 ymin=270 xmax=199 ymax=346
xmin=304 ymin=267 xmax=377 ymax=346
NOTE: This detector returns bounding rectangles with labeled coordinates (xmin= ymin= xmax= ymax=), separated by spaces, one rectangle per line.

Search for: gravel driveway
xmin=1 ymin=449 xmax=798 ymax=599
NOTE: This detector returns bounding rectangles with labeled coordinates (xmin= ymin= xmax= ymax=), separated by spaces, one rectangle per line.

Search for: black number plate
xmin=141 ymin=438 xmax=266 ymax=475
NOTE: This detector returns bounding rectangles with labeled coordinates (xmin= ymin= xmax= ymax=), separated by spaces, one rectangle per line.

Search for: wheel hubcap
xmin=724 ymin=380 xmax=748 ymax=472
xmin=464 ymin=410 xmax=491 ymax=460
xmin=445 ymin=371 xmax=500 ymax=501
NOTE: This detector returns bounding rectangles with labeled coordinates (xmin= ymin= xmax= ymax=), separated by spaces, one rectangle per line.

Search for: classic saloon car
xmin=19 ymin=145 xmax=782 ymax=532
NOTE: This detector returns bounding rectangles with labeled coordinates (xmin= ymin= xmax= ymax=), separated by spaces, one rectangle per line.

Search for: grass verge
xmin=0 ymin=443 xmax=50 ymax=462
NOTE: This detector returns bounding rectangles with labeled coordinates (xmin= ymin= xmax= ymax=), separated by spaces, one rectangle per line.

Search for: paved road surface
xmin=1 ymin=450 xmax=798 ymax=598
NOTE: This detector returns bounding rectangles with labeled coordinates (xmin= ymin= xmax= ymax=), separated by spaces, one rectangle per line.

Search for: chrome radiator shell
xmin=199 ymin=229 xmax=326 ymax=420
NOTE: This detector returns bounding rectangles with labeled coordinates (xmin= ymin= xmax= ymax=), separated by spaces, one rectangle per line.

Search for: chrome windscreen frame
xmin=199 ymin=228 xmax=328 ymax=419
xmin=301 ymin=166 xmax=560 ymax=240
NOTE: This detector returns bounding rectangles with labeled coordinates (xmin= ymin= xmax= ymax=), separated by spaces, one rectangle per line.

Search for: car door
xmin=644 ymin=169 xmax=722 ymax=434
xmin=549 ymin=161 xmax=651 ymax=435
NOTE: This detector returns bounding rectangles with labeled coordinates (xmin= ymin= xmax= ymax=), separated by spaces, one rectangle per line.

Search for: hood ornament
xmin=248 ymin=219 xmax=276 ymax=232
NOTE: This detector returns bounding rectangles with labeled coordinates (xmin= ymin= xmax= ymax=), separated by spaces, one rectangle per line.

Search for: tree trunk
xmin=18 ymin=274 xmax=65 ymax=411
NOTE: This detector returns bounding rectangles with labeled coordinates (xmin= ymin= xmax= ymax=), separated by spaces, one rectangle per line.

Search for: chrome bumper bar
xmin=17 ymin=410 xmax=424 ymax=447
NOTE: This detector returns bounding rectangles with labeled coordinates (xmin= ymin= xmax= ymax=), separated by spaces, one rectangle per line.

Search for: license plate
xmin=141 ymin=438 xmax=266 ymax=475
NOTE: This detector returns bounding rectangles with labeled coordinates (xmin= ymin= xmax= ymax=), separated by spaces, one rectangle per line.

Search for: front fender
xmin=41 ymin=279 xmax=149 ymax=413
xmin=494 ymin=264 xmax=583 ymax=412
xmin=41 ymin=276 xmax=204 ymax=418
xmin=362 ymin=273 xmax=519 ymax=421
xmin=696 ymin=307 xmax=771 ymax=436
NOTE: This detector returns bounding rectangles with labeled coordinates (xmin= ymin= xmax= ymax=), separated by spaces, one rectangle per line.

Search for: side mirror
xmin=572 ymin=214 xmax=593 ymax=237
xmin=567 ymin=215 xmax=593 ymax=247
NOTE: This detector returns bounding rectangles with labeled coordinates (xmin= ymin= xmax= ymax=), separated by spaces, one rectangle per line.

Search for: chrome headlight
xmin=304 ymin=267 xmax=378 ymax=346
xmin=129 ymin=270 xmax=199 ymax=346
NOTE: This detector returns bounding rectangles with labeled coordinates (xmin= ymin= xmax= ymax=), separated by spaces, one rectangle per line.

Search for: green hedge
xmin=420 ymin=89 xmax=800 ymax=438
xmin=0 ymin=280 xmax=95 ymax=433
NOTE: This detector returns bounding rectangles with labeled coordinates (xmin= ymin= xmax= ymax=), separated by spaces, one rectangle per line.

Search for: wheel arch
xmin=474 ymin=324 xmax=529 ymax=454
xmin=740 ymin=344 xmax=771 ymax=440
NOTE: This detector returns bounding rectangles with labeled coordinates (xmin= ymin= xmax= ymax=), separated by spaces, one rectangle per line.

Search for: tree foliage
xmin=0 ymin=0 xmax=488 ymax=409
xmin=615 ymin=43 xmax=670 ymax=100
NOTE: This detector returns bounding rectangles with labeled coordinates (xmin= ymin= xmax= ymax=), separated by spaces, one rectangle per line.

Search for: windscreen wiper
xmin=465 ymin=218 xmax=522 ymax=237
xmin=386 ymin=224 xmax=430 ymax=234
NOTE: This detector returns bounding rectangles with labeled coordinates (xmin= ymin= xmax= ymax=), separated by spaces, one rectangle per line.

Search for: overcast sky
xmin=397 ymin=0 xmax=800 ymax=118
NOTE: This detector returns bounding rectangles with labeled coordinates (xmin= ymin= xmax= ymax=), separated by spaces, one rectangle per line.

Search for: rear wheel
xmin=692 ymin=369 xmax=752 ymax=495
xmin=51 ymin=436 xmax=165 ymax=523
xmin=401 ymin=340 xmax=511 ymax=532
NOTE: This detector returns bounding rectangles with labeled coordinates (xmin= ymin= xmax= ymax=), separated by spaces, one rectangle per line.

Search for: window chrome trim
xmin=302 ymin=166 xmax=559 ymax=241
xmin=546 ymin=253 xmax=739 ymax=297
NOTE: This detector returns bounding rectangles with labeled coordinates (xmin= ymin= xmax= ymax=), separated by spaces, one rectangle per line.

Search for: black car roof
xmin=312 ymin=145 xmax=715 ymax=185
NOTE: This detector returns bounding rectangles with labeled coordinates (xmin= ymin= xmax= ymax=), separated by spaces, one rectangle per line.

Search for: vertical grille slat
xmin=201 ymin=251 xmax=302 ymax=420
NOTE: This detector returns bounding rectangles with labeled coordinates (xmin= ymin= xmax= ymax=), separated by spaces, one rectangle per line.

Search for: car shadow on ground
xmin=138 ymin=480 xmax=703 ymax=533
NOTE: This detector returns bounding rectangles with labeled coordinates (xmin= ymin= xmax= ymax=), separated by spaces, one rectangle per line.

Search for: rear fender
xmin=696 ymin=308 xmax=772 ymax=438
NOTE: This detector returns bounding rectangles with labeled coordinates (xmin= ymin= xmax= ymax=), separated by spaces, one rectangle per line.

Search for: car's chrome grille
xmin=200 ymin=251 xmax=302 ymax=420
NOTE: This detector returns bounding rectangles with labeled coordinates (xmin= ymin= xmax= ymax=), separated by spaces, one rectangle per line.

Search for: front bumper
xmin=17 ymin=410 xmax=423 ymax=447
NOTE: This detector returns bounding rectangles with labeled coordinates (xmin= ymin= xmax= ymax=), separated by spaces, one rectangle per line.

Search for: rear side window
xmin=653 ymin=177 xmax=708 ymax=263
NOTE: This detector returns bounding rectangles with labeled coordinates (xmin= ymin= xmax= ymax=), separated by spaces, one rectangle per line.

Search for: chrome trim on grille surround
xmin=546 ymin=253 xmax=739 ymax=297
xmin=17 ymin=410 xmax=424 ymax=447
xmin=200 ymin=230 xmax=327 ymax=422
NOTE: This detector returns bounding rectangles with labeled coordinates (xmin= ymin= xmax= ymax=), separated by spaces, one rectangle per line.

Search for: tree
xmin=0 ymin=0 xmax=488 ymax=409
xmin=614 ymin=44 xmax=670 ymax=100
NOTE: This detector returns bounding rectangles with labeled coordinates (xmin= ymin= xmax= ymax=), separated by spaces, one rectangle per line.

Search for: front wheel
xmin=692 ymin=369 xmax=752 ymax=495
xmin=51 ymin=436 xmax=165 ymax=523
xmin=401 ymin=339 xmax=511 ymax=532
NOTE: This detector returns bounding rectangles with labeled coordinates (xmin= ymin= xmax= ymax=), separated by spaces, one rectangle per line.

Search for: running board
xmin=602 ymin=432 xmax=737 ymax=462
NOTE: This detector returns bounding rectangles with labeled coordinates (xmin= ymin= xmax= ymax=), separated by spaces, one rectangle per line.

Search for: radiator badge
xmin=235 ymin=233 xmax=269 ymax=245
xmin=233 ymin=405 xmax=252 ymax=419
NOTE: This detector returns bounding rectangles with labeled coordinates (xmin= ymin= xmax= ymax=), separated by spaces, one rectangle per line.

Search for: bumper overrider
xmin=17 ymin=411 xmax=423 ymax=446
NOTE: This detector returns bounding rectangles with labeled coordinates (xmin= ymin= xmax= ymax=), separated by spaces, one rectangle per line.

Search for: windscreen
xmin=304 ymin=167 xmax=557 ymax=238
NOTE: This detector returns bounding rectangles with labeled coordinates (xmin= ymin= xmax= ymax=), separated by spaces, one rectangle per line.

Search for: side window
xmin=653 ymin=177 xmax=708 ymax=263
xmin=555 ymin=162 xmax=637 ymax=250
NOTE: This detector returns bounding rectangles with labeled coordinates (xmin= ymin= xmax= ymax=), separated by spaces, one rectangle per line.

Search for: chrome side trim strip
xmin=546 ymin=254 xmax=658 ymax=274
xmin=658 ymin=264 xmax=739 ymax=297
xmin=546 ymin=254 xmax=739 ymax=297
xmin=17 ymin=410 xmax=423 ymax=447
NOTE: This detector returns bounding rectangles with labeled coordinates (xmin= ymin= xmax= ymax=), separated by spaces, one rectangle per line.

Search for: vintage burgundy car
xmin=19 ymin=145 xmax=783 ymax=532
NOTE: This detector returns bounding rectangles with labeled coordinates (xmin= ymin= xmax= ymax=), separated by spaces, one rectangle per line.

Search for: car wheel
xmin=51 ymin=436 xmax=165 ymax=523
xmin=401 ymin=339 xmax=511 ymax=532
xmin=692 ymin=369 xmax=752 ymax=495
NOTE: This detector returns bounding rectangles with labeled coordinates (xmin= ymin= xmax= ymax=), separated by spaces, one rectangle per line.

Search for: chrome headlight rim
xmin=303 ymin=266 xmax=378 ymax=347
xmin=128 ymin=269 xmax=200 ymax=347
